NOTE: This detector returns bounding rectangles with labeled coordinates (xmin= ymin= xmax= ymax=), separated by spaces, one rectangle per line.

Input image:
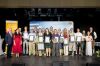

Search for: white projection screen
xmin=30 ymin=21 xmax=74 ymax=32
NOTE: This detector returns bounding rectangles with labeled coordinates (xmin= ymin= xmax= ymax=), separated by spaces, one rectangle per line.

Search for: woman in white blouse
xmin=86 ymin=31 xmax=93 ymax=56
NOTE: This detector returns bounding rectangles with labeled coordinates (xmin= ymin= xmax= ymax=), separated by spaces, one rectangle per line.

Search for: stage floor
xmin=0 ymin=55 xmax=100 ymax=66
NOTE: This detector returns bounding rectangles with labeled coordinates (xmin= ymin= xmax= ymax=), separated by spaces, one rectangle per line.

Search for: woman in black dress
xmin=44 ymin=28 xmax=52 ymax=56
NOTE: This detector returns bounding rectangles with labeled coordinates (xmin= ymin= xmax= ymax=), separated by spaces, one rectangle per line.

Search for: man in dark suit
xmin=5 ymin=28 xmax=13 ymax=58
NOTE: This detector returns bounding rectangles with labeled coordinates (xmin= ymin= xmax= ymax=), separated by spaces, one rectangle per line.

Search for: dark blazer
xmin=5 ymin=33 xmax=13 ymax=45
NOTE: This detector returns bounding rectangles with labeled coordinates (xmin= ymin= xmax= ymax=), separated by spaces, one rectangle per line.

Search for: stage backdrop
xmin=30 ymin=21 xmax=74 ymax=32
xmin=6 ymin=20 xmax=18 ymax=33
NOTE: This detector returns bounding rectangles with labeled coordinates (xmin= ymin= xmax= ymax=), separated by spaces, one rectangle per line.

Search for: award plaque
xmin=55 ymin=37 xmax=59 ymax=43
xmin=39 ymin=36 xmax=43 ymax=43
xmin=70 ymin=35 xmax=75 ymax=42
xmin=60 ymin=36 xmax=64 ymax=43
xmin=45 ymin=36 xmax=50 ymax=43
xmin=29 ymin=35 xmax=34 ymax=41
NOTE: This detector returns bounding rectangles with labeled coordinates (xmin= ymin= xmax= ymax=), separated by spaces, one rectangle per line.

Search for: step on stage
xmin=0 ymin=56 xmax=100 ymax=66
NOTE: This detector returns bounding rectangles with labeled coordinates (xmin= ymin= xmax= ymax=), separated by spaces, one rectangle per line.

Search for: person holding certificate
xmin=75 ymin=28 xmax=82 ymax=55
xmin=86 ymin=31 xmax=93 ymax=56
xmin=58 ymin=29 xmax=64 ymax=56
xmin=69 ymin=30 xmax=76 ymax=56
xmin=63 ymin=28 xmax=69 ymax=56
xmin=29 ymin=29 xmax=36 ymax=56
xmin=38 ymin=28 xmax=44 ymax=56
xmin=44 ymin=28 xmax=52 ymax=56
xmin=52 ymin=29 xmax=60 ymax=56
xmin=23 ymin=26 xmax=29 ymax=55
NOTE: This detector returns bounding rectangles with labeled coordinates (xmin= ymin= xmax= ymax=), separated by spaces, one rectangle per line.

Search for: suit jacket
xmin=5 ymin=32 xmax=13 ymax=45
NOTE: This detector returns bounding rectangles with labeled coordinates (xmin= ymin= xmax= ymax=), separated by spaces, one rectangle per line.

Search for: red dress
xmin=12 ymin=34 xmax=22 ymax=54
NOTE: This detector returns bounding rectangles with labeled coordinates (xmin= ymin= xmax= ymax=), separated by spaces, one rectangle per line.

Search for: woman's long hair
xmin=14 ymin=29 xmax=21 ymax=36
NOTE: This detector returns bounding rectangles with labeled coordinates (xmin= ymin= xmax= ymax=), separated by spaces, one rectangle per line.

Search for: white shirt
xmin=75 ymin=32 xmax=82 ymax=37
xmin=75 ymin=32 xmax=82 ymax=41
xmin=23 ymin=32 xmax=29 ymax=40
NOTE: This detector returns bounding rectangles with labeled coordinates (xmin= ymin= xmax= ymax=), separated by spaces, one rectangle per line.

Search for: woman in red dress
xmin=12 ymin=29 xmax=22 ymax=57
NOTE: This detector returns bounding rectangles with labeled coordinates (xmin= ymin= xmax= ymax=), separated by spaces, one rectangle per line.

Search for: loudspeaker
xmin=86 ymin=63 xmax=100 ymax=66
xmin=12 ymin=63 xmax=25 ymax=66
xmin=52 ymin=61 xmax=70 ymax=66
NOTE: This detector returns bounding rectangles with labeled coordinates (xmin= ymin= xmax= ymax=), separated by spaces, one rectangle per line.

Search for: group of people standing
xmin=0 ymin=26 xmax=97 ymax=58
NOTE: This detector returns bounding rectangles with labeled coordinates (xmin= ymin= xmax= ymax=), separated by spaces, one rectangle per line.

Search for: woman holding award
xmin=44 ymin=28 xmax=52 ymax=56
xmin=63 ymin=28 xmax=69 ymax=56
xmin=86 ymin=31 xmax=93 ymax=56
xmin=38 ymin=28 xmax=44 ymax=56
xmin=52 ymin=29 xmax=59 ymax=56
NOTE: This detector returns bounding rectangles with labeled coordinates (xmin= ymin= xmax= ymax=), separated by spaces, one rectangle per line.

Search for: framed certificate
xmin=64 ymin=38 xmax=69 ymax=44
xmin=39 ymin=36 xmax=43 ymax=43
xmin=60 ymin=36 xmax=64 ymax=43
xmin=29 ymin=35 xmax=34 ymax=41
xmin=76 ymin=36 xmax=82 ymax=42
xmin=45 ymin=36 xmax=50 ymax=43
xmin=38 ymin=43 xmax=44 ymax=50
xmin=70 ymin=35 xmax=75 ymax=42
xmin=55 ymin=37 xmax=59 ymax=43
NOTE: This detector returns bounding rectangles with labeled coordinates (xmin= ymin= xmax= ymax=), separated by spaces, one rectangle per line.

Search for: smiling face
xmin=16 ymin=29 xmax=19 ymax=33
xmin=77 ymin=28 xmax=80 ymax=32
xmin=8 ymin=28 xmax=12 ymax=33
xmin=90 ymin=27 xmax=93 ymax=32
xmin=54 ymin=29 xmax=57 ymax=34
xmin=82 ymin=30 xmax=85 ymax=34
xmin=58 ymin=28 xmax=61 ymax=33
xmin=45 ymin=28 xmax=49 ymax=33
xmin=87 ymin=31 xmax=90 ymax=36
xmin=24 ymin=26 xmax=27 ymax=31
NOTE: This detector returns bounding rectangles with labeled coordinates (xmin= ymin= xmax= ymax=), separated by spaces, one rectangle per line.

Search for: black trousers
xmin=7 ymin=45 xmax=12 ymax=58
xmin=76 ymin=42 xmax=81 ymax=55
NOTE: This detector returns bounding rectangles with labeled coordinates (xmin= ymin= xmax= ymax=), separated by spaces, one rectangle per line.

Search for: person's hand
xmin=21 ymin=41 xmax=22 ymax=45
xmin=2 ymin=38 xmax=4 ymax=41
xmin=6 ymin=44 xmax=8 ymax=46
xmin=14 ymin=41 xmax=16 ymax=46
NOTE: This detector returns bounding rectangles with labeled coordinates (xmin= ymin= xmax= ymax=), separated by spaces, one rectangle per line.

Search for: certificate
xmin=64 ymin=38 xmax=69 ymax=44
xmin=38 ymin=43 xmax=44 ymax=50
xmin=39 ymin=36 xmax=43 ymax=43
xmin=45 ymin=36 xmax=50 ymax=43
xmin=70 ymin=35 xmax=75 ymax=42
xmin=29 ymin=35 xmax=34 ymax=41
xmin=55 ymin=37 xmax=59 ymax=43
xmin=77 ymin=36 xmax=82 ymax=42
xmin=60 ymin=36 xmax=64 ymax=43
